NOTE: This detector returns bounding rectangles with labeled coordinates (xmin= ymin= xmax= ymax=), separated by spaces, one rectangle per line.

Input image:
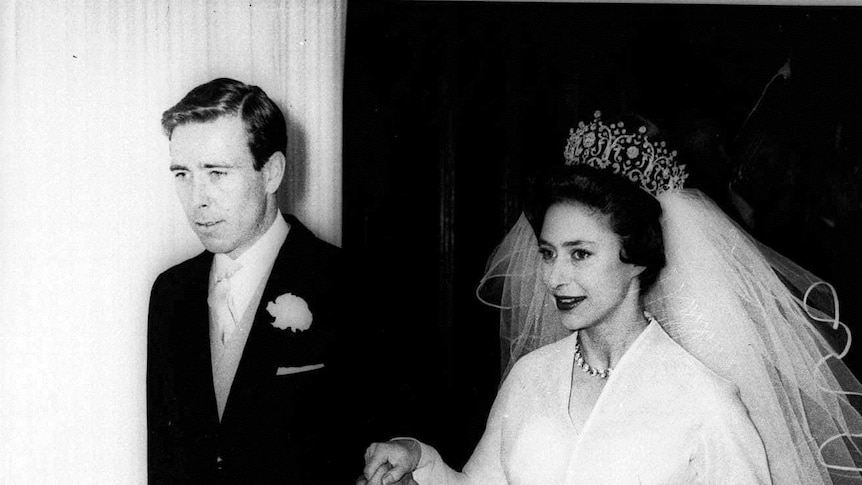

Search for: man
xmin=147 ymin=78 xmax=357 ymax=484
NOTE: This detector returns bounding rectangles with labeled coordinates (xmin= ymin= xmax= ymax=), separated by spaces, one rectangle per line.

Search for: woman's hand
xmin=360 ymin=439 xmax=421 ymax=485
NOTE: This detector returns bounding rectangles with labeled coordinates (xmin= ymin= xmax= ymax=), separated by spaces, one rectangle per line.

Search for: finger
xmin=381 ymin=469 xmax=405 ymax=485
xmin=367 ymin=462 xmax=391 ymax=485
xmin=364 ymin=442 xmax=376 ymax=464
xmin=382 ymin=459 xmax=415 ymax=485
xmin=363 ymin=442 xmax=391 ymax=478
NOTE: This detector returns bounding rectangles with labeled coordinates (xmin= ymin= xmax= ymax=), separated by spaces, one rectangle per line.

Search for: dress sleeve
xmin=696 ymin=384 xmax=772 ymax=485
xmin=411 ymin=361 xmax=525 ymax=485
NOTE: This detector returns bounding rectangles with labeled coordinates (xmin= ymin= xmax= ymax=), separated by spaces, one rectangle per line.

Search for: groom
xmin=147 ymin=78 xmax=358 ymax=484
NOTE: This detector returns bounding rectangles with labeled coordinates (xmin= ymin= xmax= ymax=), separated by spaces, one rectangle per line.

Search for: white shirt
xmin=209 ymin=212 xmax=290 ymax=325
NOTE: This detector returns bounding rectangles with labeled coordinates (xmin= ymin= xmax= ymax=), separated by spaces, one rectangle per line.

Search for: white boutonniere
xmin=266 ymin=293 xmax=313 ymax=332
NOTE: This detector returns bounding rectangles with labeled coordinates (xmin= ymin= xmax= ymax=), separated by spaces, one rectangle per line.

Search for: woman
xmin=361 ymin=112 xmax=862 ymax=484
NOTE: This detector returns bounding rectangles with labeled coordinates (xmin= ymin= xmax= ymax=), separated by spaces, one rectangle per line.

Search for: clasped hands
xmin=356 ymin=439 xmax=421 ymax=485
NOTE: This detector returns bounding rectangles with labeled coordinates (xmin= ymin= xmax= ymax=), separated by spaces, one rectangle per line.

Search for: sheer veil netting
xmin=478 ymin=187 xmax=862 ymax=484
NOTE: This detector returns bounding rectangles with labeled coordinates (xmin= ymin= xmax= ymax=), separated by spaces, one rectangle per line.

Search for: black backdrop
xmin=343 ymin=1 xmax=862 ymax=469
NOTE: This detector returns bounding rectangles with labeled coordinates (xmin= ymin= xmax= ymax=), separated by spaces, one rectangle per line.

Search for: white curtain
xmin=0 ymin=1 xmax=345 ymax=483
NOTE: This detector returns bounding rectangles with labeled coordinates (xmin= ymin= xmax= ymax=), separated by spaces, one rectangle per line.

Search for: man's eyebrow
xmin=169 ymin=162 xmax=236 ymax=171
xmin=202 ymin=162 xmax=236 ymax=169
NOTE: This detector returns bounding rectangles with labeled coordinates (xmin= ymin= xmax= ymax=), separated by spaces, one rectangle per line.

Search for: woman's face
xmin=538 ymin=202 xmax=643 ymax=332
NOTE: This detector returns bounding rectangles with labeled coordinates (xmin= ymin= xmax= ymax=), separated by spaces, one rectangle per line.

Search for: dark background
xmin=343 ymin=1 xmax=862 ymax=468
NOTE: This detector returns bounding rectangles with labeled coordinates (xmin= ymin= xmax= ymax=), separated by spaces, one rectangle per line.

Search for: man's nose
xmin=190 ymin=178 xmax=211 ymax=207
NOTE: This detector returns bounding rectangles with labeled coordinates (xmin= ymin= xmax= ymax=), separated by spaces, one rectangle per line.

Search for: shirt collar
xmin=212 ymin=211 xmax=290 ymax=279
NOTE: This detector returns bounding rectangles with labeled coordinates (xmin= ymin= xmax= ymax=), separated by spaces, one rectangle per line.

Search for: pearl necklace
xmin=574 ymin=335 xmax=610 ymax=379
xmin=574 ymin=311 xmax=656 ymax=380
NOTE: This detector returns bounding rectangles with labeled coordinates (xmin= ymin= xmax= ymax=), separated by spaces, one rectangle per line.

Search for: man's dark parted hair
xmin=161 ymin=78 xmax=287 ymax=170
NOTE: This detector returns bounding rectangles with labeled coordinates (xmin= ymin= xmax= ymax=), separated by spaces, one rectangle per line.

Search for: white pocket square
xmin=276 ymin=363 xmax=325 ymax=376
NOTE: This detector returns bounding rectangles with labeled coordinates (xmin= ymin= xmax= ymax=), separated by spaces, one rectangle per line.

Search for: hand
xmin=355 ymin=470 xmax=417 ymax=485
xmin=361 ymin=439 xmax=421 ymax=485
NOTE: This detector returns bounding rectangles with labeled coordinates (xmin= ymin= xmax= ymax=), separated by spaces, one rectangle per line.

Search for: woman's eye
xmin=174 ymin=172 xmax=188 ymax=180
xmin=571 ymin=249 xmax=590 ymax=261
xmin=538 ymin=248 xmax=554 ymax=261
xmin=210 ymin=170 xmax=226 ymax=178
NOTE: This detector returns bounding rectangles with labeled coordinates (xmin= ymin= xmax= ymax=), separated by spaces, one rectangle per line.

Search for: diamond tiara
xmin=563 ymin=111 xmax=688 ymax=196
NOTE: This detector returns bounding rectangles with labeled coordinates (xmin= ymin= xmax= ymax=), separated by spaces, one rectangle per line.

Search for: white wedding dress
xmin=412 ymin=320 xmax=770 ymax=485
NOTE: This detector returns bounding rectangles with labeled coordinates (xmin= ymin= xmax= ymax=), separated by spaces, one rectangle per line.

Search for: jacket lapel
xmin=220 ymin=215 xmax=316 ymax=424
xmin=182 ymin=251 xmax=220 ymax=428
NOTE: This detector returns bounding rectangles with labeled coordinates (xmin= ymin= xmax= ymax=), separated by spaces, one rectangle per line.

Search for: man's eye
xmin=538 ymin=248 xmax=554 ymax=261
xmin=572 ymin=249 xmax=591 ymax=261
xmin=210 ymin=171 xmax=226 ymax=178
xmin=174 ymin=172 xmax=188 ymax=179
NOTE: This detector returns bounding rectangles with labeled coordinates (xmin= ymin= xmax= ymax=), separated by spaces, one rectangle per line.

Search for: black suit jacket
xmin=147 ymin=214 xmax=361 ymax=484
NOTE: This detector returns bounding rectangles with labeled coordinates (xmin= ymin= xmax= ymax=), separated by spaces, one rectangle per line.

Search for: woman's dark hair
xmin=524 ymin=164 xmax=666 ymax=293
xmin=161 ymin=78 xmax=287 ymax=170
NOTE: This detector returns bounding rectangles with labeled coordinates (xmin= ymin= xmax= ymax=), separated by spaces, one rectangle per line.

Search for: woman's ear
xmin=630 ymin=264 xmax=647 ymax=284
xmin=619 ymin=248 xmax=647 ymax=282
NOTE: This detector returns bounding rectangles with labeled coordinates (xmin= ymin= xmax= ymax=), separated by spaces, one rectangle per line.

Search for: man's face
xmin=169 ymin=116 xmax=279 ymax=260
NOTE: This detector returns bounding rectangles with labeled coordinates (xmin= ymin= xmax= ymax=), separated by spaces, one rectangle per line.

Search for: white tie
xmin=209 ymin=263 xmax=242 ymax=345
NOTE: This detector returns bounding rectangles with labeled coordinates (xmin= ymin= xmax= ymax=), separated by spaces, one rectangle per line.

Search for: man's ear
xmin=262 ymin=151 xmax=286 ymax=194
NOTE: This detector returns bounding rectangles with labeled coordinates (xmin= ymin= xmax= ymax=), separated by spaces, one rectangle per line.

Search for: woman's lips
xmin=554 ymin=295 xmax=586 ymax=311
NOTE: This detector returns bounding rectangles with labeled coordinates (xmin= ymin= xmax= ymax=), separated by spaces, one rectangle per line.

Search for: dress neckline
xmin=564 ymin=318 xmax=659 ymax=434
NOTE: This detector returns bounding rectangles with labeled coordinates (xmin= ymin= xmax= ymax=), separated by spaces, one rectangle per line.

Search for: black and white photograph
xmin=1 ymin=1 xmax=861 ymax=483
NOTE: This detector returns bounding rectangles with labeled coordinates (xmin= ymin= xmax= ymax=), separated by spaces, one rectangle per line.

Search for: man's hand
xmin=359 ymin=439 xmax=421 ymax=485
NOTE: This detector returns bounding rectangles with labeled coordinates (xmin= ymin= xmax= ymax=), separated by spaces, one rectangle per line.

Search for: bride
xmin=360 ymin=112 xmax=862 ymax=484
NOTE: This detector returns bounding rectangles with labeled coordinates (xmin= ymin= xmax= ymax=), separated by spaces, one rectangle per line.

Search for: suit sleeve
xmin=146 ymin=274 xmax=180 ymax=485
